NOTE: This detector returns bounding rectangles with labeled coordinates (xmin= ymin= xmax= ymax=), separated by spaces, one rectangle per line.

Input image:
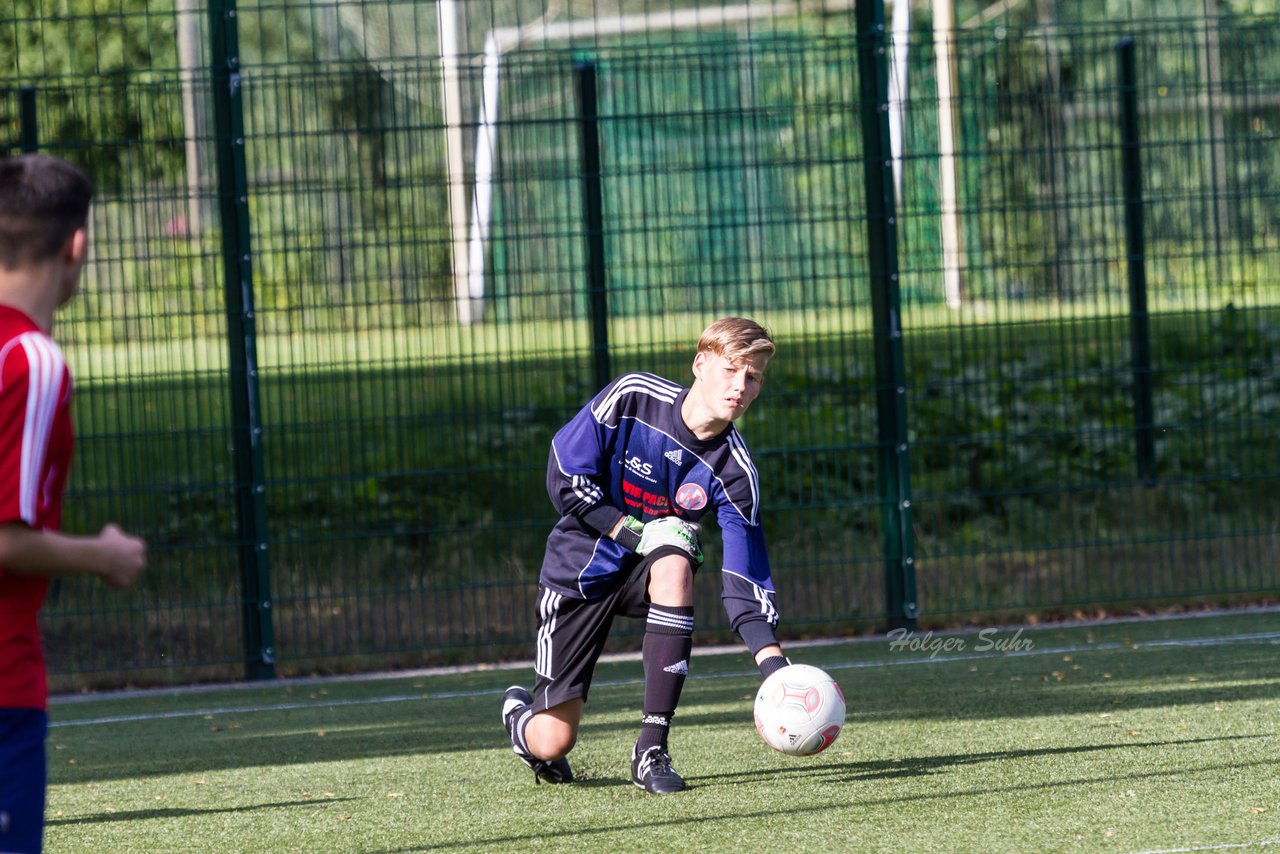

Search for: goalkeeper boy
xmin=501 ymin=317 xmax=787 ymax=794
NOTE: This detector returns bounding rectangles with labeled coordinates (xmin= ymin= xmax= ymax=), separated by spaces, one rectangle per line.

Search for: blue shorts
xmin=0 ymin=708 xmax=47 ymax=854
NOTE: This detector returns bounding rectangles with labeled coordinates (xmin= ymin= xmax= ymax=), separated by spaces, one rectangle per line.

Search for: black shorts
xmin=527 ymin=546 xmax=694 ymax=714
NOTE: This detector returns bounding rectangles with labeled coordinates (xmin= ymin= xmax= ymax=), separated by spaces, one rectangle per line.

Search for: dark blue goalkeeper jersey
xmin=541 ymin=371 xmax=779 ymax=643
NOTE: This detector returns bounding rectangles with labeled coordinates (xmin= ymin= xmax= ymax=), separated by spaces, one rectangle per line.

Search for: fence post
xmin=574 ymin=59 xmax=611 ymax=391
xmin=208 ymin=0 xmax=275 ymax=679
xmin=857 ymin=0 xmax=917 ymax=631
xmin=1118 ymin=37 xmax=1157 ymax=485
xmin=19 ymin=88 xmax=38 ymax=152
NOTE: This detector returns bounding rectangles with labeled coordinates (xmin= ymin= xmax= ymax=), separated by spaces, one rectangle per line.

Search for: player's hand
xmin=636 ymin=516 xmax=703 ymax=564
xmin=94 ymin=523 xmax=147 ymax=589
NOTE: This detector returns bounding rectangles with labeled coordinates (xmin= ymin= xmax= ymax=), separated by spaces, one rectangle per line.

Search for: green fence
xmin=3 ymin=0 xmax=1277 ymax=687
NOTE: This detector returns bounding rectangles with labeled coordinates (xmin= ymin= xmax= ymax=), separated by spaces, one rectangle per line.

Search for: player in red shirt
xmin=0 ymin=154 xmax=147 ymax=854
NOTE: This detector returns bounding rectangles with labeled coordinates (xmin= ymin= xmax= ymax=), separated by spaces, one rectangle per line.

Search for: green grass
xmin=43 ymin=609 xmax=1280 ymax=852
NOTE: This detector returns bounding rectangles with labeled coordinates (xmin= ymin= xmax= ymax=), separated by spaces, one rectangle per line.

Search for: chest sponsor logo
xmin=625 ymin=454 xmax=654 ymax=480
xmin=623 ymin=479 xmax=671 ymax=513
xmin=675 ymin=482 xmax=708 ymax=511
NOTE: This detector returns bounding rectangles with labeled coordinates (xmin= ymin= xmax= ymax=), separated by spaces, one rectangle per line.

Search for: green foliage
xmin=957 ymin=0 xmax=1280 ymax=25
xmin=2 ymin=0 xmax=170 ymax=79
xmin=8 ymin=3 xmax=1279 ymax=317
xmin=947 ymin=15 xmax=1280 ymax=302
xmin=2 ymin=0 xmax=182 ymax=186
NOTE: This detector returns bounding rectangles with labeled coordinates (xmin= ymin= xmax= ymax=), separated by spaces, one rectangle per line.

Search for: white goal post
xmin=450 ymin=0 xmax=965 ymax=324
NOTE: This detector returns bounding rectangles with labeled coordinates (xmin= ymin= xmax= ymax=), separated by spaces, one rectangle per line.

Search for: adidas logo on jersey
xmin=664 ymin=449 xmax=683 ymax=465
xmin=662 ymin=659 xmax=689 ymax=676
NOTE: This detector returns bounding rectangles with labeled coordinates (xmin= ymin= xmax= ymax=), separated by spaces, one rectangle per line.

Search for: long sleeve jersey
xmin=540 ymin=371 xmax=779 ymax=644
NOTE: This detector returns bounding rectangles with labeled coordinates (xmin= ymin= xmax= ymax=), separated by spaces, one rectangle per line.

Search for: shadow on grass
xmin=47 ymin=625 xmax=1280 ymax=783
xmin=374 ymin=737 xmax=1274 ymax=853
xmin=45 ymin=797 xmax=356 ymax=826
xmin=692 ymin=733 xmax=1266 ymax=785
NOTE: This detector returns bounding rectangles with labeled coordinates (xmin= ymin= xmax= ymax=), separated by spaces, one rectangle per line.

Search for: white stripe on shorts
xmin=535 ymin=588 xmax=562 ymax=678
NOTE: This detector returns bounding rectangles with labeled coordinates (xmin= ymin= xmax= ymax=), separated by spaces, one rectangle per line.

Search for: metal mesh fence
xmin=2 ymin=0 xmax=1276 ymax=686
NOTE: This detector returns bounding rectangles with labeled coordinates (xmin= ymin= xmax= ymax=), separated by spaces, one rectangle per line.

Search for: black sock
xmin=506 ymin=703 xmax=533 ymax=755
xmin=637 ymin=604 xmax=693 ymax=753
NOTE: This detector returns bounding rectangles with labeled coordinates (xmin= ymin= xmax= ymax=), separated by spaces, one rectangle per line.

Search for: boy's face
xmin=691 ymin=349 xmax=770 ymax=424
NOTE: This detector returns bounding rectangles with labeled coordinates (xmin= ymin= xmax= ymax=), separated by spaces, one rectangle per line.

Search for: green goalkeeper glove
xmin=618 ymin=516 xmax=703 ymax=565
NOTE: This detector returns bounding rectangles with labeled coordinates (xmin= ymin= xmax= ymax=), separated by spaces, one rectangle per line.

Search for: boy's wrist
xmin=614 ymin=516 xmax=644 ymax=552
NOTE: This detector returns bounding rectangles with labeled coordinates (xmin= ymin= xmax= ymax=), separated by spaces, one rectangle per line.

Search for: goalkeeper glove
xmin=618 ymin=516 xmax=703 ymax=565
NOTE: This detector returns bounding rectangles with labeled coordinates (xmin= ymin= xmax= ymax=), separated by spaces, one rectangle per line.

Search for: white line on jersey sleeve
xmin=11 ymin=333 xmax=66 ymax=526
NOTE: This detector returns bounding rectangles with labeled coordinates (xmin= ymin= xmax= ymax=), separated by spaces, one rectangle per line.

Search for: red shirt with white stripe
xmin=0 ymin=305 xmax=74 ymax=711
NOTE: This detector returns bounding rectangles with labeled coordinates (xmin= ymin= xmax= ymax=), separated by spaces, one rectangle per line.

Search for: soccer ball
xmin=753 ymin=664 xmax=845 ymax=756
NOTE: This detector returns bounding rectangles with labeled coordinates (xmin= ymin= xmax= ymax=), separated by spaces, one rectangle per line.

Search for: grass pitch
xmin=44 ymin=609 xmax=1280 ymax=853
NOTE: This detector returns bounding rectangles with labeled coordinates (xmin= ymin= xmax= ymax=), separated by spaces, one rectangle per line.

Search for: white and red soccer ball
xmin=753 ymin=664 xmax=845 ymax=756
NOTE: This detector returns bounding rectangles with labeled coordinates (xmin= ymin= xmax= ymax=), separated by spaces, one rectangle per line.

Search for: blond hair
xmin=696 ymin=317 xmax=775 ymax=364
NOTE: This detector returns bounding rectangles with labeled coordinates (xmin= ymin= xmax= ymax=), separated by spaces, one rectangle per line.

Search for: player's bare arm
xmin=0 ymin=521 xmax=147 ymax=589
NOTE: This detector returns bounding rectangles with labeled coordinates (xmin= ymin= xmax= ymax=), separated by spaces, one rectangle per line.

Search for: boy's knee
xmin=648 ymin=555 xmax=694 ymax=606
xmin=526 ymin=700 xmax=583 ymax=760
xmin=527 ymin=718 xmax=578 ymax=760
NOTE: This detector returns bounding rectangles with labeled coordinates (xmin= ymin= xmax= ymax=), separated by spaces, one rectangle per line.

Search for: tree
xmin=2 ymin=0 xmax=183 ymax=188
